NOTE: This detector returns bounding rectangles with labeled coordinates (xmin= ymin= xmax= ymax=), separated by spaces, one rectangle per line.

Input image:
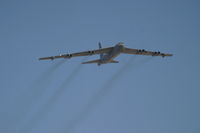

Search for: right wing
xmin=39 ymin=47 xmax=113 ymax=60
xmin=122 ymin=47 xmax=173 ymax=57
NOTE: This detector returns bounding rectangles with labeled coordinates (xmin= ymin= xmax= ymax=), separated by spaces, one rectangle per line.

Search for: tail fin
xmin=98 ymin=42 xmax=102 ymax=49
xmin=98 ymin=42 xmax=103 ymax=59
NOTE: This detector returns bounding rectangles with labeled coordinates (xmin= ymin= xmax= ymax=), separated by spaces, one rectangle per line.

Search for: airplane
xmin=39 ymin=42 xmax=173 ymax=66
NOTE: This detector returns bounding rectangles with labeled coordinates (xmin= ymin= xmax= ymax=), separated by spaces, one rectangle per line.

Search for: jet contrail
xmin=62 ymin=56 xmax=154 ymax=133
xmin=17 ymin=57 xmax=87 ymax=133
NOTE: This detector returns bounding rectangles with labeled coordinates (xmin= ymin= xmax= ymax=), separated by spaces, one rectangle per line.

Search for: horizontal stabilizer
xmin=110 ymin=60 xmax=119 ymax=63
xmin=82 ymin=59 xmax=119 ymax=64
xmin=82 ymin=59 xmax=101 ymax=64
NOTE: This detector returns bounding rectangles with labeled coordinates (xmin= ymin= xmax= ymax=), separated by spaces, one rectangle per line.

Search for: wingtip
xmin=38 ymin=58 xmax=45 ymax=60
xmin=168 ymin=54 xmax=173 ymax=56
xmin=162 ymin=53 xmax=173 ymax=58
xmin=38 ymin=58 xmax=42 ymax=60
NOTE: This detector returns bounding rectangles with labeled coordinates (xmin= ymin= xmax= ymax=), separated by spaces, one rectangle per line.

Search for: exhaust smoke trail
xmin=32 ymin=60 xmax=66 ymax=90
xmin=18 ymin=57 xmax=87 ymax=133
xmin=63 ymin=56 xmax=135 ymax=133
xmin=63 ymin=56 xmax=153 ymax=133
xmin=15 ymin=59 xmax=66 ymax=133
xmin=23 ymin=59 xmax=66 ymax=109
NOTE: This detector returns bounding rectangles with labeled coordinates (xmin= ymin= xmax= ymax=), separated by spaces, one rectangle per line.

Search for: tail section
xmin=98 ymin=42 xmax=102 ymax=49
xmin=98 ymin=42 xmax=103 ymax=59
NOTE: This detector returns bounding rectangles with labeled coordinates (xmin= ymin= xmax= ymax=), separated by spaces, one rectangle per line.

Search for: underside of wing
xmin=39 ymin=47 xmax=113 ymax=60
xmin=122 ymin=47 xmax=173 ymax=57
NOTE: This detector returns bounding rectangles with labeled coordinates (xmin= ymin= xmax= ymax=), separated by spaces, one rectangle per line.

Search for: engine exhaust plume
xmin=63 ymin=56 xmax=154 ymax=133
xmin=15 ymin=59 xmax=66 ymax=133
xmin=18 ymin=57 xmax=87 ymax=133
xmin=63 ymin=56 xmax=138 ymax=133
xmin=23 ymin=59 xmax=66 ymax=108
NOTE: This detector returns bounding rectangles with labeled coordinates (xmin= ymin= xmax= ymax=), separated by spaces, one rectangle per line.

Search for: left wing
xmin=39 ymin=47 xmax=113 ymax=60
xmin=122 ymin=47 xmax=173 ymax=57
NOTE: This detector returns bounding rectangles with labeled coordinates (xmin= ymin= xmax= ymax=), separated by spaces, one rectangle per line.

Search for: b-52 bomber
xmin=39 ymin=42 xmax=173 ymax=66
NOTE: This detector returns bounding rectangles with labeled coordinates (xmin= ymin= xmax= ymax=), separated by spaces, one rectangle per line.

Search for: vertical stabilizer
xmin=98 ymin=42 xmax=102 ymax=49
xmin=98 ymin=42 xmax=103 ymax=59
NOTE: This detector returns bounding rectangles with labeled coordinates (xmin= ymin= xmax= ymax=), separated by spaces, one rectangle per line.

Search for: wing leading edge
xmin=39 ymin=47 xmax=113 ymax=60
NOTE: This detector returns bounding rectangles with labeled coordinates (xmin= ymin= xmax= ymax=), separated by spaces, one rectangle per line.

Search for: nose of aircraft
xmin=116 ymin=42 xmax=125 ymax=52
xmin=116 ymin=42 xmax=125 ymax=48
xmin=117 ymin=42 xmax=124 ymax=46
xmin=116 ymin=42 xmax=125 ymax=49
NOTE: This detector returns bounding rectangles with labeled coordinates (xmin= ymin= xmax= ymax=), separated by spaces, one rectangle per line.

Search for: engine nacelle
xmin=152 ymin=51 xmax=160 ymax=56
xmin=50 ymin=56 xmax=55 ymax=60
xmin=138 ymin=49 xmax=145 ymax=53
xmin=64 ymin=54 xmax=72 ymax=58
xmin=88 ymin=51 xmax=95 ymax=54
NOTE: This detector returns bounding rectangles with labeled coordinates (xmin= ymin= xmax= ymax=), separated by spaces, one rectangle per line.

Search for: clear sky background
xmin=0 ymin=0 xmax=199 ymax=133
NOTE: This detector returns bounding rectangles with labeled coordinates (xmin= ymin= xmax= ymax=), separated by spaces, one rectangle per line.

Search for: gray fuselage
xmin=100 ymin=43 xmax=124 ymax=64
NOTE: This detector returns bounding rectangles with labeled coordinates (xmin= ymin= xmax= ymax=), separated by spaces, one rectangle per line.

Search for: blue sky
xmin=0 ymin=0 xmax=200 ymax=133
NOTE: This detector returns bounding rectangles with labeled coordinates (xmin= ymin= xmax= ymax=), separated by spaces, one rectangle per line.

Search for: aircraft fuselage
xmin=99 ymin=43 xmax=124 ymax=64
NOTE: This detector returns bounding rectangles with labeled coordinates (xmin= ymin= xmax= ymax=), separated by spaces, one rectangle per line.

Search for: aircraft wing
xmin=122 ymin=47 xmax=173 ymax=57
xmin=39 ymin=47 xmax=113 ymax=60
